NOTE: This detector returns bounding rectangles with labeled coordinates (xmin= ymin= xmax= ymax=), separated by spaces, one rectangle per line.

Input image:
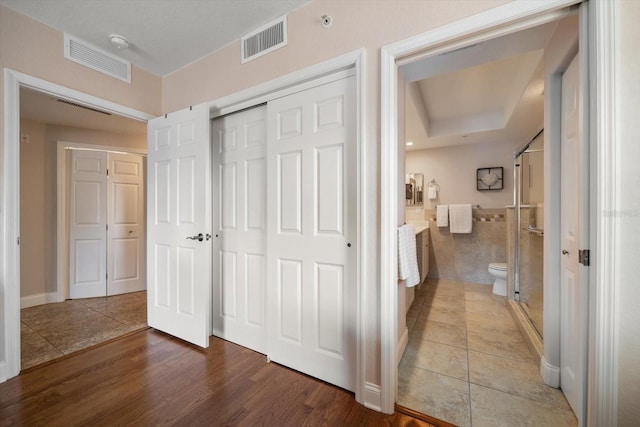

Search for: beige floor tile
xmin=465 ymin=297 xmax=508 ymax=315
xmin=21 ymin=326 xmax=64 ymax=370
xmin=470 ymin=384 xmax=577 ymax=427
xmin=400 ymin=339 xmax=468 ymax=381
xmin=464 ymin=283 xmax=492 ymax=293
xmin=398 ymin=364 xmax=471 ymax=427
xmin=466 ymin=311 xmax=518 ymax=334
xmin=467 ymin=327 xmax=534 ymax=363
xmin=468 ymin=351 xmax=571 ymax=410
xmin=419 ymin=304 xmax=466 ymax=326
xmin=424 ymin=293 xmax=466 ymax=311
xmin=411 ymin=319 xmax=467 ymax=348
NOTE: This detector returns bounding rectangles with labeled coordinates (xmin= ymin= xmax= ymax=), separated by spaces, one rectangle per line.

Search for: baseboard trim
xmin=0 ymin=360 xmax=6 ymax=382
xmin=397 ymin=326 xmax=409 ymax=363
xmin=21 ymin=292 xmax=60 ymax=309
xmin=362 ymin=381 xmax=382 ymax=412
xmin=541 ymin=355 xmax=561 ymax=388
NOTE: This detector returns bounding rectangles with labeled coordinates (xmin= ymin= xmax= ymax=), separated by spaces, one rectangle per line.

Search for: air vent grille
xmin=64 ymin=34 xmax=131 ymax=83
xmin=241 ymin=16 xmax=287 ymax=63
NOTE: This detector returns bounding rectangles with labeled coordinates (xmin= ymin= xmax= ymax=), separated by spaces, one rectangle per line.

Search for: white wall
xmin=405 ymin=140 xmax=519 ymax=209
xmin=616 ymin=0 xmax=640 ymax=424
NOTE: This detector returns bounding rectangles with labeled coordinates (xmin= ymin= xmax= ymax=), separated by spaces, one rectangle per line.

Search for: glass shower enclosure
xmin=514 ymin=131 xmax=544 ymax=337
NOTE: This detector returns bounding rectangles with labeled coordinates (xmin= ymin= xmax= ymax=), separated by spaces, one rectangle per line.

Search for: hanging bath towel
xmin=449 ymin=204 xmax=473 ymax=233
xmin=397 ymin=224 xmax=420 ymax=287
xmin=436 ymin=205 xmax=449 ymax=227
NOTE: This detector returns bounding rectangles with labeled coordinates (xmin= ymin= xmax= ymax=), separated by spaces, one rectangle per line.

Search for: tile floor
xmin=398 ymin=279 xmax=577 ymax=427
xmin=21 ymin=291 xmax=147 ymax=370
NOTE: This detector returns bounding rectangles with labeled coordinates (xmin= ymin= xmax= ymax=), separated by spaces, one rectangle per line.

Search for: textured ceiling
xmin=0 ymin=0 xmax=312 ymax=76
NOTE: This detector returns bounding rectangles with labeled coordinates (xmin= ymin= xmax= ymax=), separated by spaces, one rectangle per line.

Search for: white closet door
xmin=69 ymin=149 xmax=108 ymax=299
xmin=147 ymin=103 xmax=212 ymax=348
xmin=107 ymin=153 xmax=145 ymax=296
xmin=212 ymin=105 xmax=267 ymax=353
xmin=266 ymin=76 xmax=357 ymax=391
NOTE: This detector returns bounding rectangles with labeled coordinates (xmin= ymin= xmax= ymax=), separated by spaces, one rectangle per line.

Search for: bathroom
xmin=395 ymin=12 xmax=580 ymax=427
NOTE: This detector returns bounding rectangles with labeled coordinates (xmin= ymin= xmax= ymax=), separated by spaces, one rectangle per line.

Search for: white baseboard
xmin=0 ymin=360 xmax=6 ymax=383
xmin=363 ymin=382 xmax=382 ymax=412
xmin=21 ymin=292 xmax=60 ymax=309
xmin=540 ymin=355 xmax=560 ymax=388
xmin=397 ymin=326 xmax=409 ymax=363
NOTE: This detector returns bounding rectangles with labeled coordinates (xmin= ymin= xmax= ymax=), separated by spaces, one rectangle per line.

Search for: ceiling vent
xmin=64 ymin=34 xmax=131 ymax=83
xmin=241 ymin=16 xmax=287 ymax=64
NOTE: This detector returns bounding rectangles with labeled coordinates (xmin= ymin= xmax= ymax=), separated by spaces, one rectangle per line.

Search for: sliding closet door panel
xmin=69 ymin=150 xmax=108 ymax=299
xmin=212 ymin=105 xmax=267 ymax=354
xmin=267 ymin=75 xmax=357 ymax=391
xmin=107 ymin=153 xmax=145 ymax=296
xmin=147 ymin=103 xmax=211 ymax=348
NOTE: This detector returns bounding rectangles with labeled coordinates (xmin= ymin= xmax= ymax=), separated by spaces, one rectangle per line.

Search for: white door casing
xmin=560 ymin=53 xmax=588 ymax=423
xmin=147 ymin=103 xmax=212 ymax=348
xmin=212 ymin=105 xmax=268 ymax=353
xmin=69 ymin=149 xmax=108 ymax=299
xmin=107 ymin=153 xmax=146 ymax=296
xmin=266 ymin=76 xmax=357 ymax=391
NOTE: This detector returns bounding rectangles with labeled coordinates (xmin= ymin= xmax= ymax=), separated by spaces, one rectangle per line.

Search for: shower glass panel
xmin=515 ymin=137 xmax=544 ymax=337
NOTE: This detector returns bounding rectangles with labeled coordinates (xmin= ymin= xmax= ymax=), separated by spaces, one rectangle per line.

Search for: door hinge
xmin=579 ymin=249 xmax=590 ymax=266
xmin=16 ymin=236 xmax=20 ymax=246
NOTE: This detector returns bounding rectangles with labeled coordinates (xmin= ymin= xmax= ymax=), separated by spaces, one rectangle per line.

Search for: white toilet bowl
xmin=488 ymin=262 xmax=507 ymax=296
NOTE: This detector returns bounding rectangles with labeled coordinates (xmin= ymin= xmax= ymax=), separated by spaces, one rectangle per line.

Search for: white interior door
xmin=107 ymin=153 xmax=145 ymax=296
xmin=212 ymin=105 xmax=267 ymax=353
xmin=560 ymin=53 xmax=588 ymax=422
xmin=69 ymin=149 xmax=107 ymax=299
xmin=147 ymin=103 xmax=211 ymax=348
xmin=266 ymin=75 xmax=357 ymax=391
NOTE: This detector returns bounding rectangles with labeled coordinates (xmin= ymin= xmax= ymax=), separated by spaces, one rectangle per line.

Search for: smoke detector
xmin=109 ymin=34 xmax=130 ymax=49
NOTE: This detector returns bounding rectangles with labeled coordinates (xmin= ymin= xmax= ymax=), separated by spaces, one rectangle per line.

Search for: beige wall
xmin=19 ymin=119 xmax=146 ymax=298
xmin=406 ymin=140 xmax=519 ymax=209
xmin=617 ymin=1 xmax=640 ymax=424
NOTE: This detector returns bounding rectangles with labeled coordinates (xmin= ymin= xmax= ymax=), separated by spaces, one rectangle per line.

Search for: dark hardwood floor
xmin=0 ymin=329 xmax=435 ymax=426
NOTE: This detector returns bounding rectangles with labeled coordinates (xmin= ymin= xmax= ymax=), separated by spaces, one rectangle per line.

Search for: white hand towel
xmin=449 ymin=204 xmax=473 ymax=233
xmin=427 ymin=186 xmax=437 ymax=200
xmin=436 ymin=205 xmax=449 ymax=227
xmin=397 ymin=224 xmax=420 ymax=287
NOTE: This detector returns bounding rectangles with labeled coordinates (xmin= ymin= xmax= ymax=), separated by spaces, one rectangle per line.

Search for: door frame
xmin=56 ymin=141 xmax=147 ymax=302
xmin=205 ymin=49 xmax=366 ymax=405
xmin=380 ymin=0 xmax=619 ymax=424
xmin=1 ymin=69 xmax=153 ymax=381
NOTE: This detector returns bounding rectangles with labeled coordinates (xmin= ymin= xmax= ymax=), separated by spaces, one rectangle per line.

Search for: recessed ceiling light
xmin=406 ymin=141 xmax=414 ymax=146
xmin=109 ymin=34 xmax=130 ymax=49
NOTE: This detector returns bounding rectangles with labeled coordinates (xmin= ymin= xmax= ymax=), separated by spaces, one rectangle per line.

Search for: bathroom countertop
xmin=408 ymin=221 xmax=429 ymax=234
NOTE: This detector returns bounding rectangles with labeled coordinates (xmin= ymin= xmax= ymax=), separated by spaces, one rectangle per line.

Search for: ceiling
xmin=0 ymin=0 xmax=312 ymax=77
xmin=403 ymin=20 xmax=563 ymax=151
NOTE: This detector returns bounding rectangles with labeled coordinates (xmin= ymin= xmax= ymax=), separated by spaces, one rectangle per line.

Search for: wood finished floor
xmin=2 ymin=329 xmax=434 ymax=426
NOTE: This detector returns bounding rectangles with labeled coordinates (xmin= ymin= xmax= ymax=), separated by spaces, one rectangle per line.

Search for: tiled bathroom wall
xmin=409 ymin=208 xmax=507 ymax=284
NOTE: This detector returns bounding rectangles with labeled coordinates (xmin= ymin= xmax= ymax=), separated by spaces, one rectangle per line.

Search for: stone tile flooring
xmin=398 ymin=279 xmax=577 ymax=427
xmin=21 ymin=291 xmax=147 ymax=370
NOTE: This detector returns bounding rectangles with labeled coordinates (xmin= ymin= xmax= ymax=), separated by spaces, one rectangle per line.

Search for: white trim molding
xmin=588 ymin=1 xmax=619 ymax=425
xmin=378 ymin=0 xmax=620 ymax=418
xmin=541 ymin=355 xmax=561 ymax=388
xmin=21 ymin=293 xmax=60 ymax=309
xmin=1 ymin=69 xmax=154 ymax=382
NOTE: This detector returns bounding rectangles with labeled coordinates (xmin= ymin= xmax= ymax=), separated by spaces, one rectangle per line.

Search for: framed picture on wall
xmin=477 ymin=167 xmax=503 ymax=190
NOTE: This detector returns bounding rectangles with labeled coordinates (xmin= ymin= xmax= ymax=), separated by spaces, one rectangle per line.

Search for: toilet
xmin=488 ymin=262 xmax=507 ymax=296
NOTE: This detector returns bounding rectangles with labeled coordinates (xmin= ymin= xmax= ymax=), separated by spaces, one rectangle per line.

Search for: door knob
xmin=186 ymin=233 xmax=204 ymax=242
xmin=562 ymin=249 xmax=569 ymax=255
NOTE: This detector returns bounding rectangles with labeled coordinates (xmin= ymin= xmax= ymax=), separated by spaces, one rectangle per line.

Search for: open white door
xmin=560 ymin=53 xmax=588 ymax=423
xmin=147 ymin=103 xmax=211 ymax=348
xmin=69 ymin=149 xmax=108 ymax=299
xmin=212 ymin=105 xmax=267 ymax=353
xmin=266 ymin=76 xmax=357 ymax=391
xmin=107 ymin=153 xmax=145 ymax=296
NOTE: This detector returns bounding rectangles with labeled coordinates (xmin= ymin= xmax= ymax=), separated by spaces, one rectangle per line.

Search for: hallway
xmin=398 ymin=279 xmax=577 ymax=426
xmin=21 ymin=291 xmax=147 ymax=370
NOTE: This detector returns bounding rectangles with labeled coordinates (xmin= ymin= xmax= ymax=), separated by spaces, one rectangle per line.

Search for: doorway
xmin=15 ymin=84 xmax=150 ymax=371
